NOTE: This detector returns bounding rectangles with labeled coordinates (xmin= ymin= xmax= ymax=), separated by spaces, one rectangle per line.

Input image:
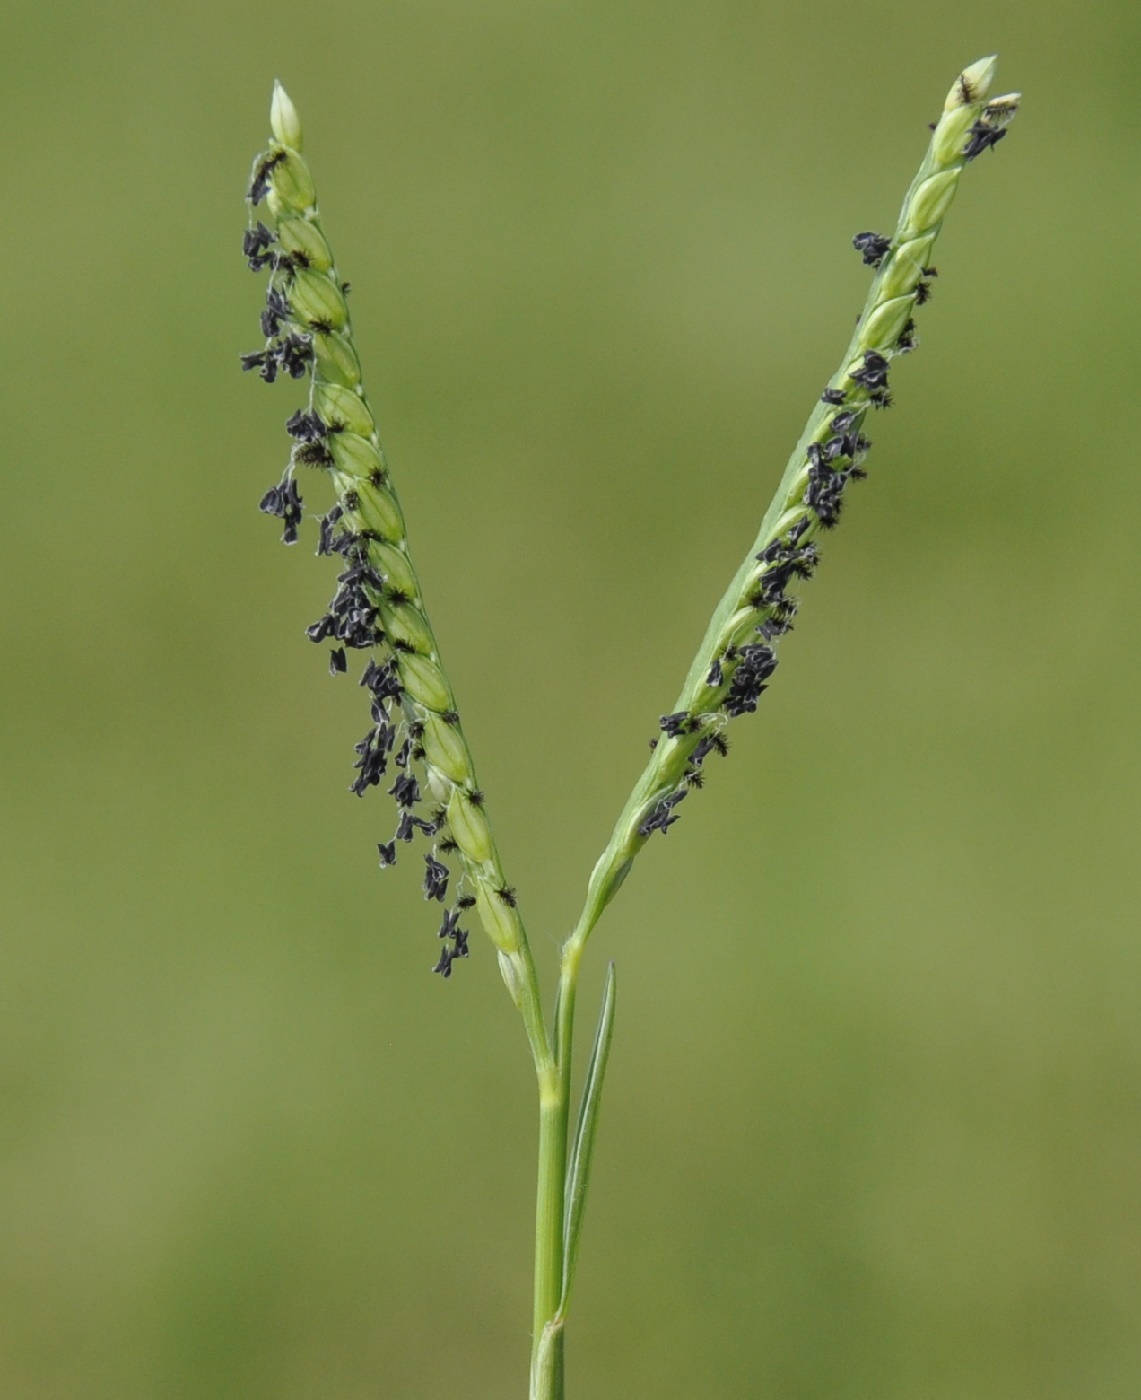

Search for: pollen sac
xmin=261 ymin=287 xmax=292 ymax=338
xmin=805 ymin=447 xmax=865 ymax=529
xmin=423 ymin=854 xmax=450 ymax=903
xmin=351 ymin=724 xmax=393 ymax=795
xmin=755 ymin=529 xmax=819 ymax=599
xmin=692 ymin=732 xmax=729 ymax=764
xmin=852 ymin=231 xmax=891 ymax=268
xmin=259 ymin=477 xmax=303 ymax=543
xmin=286 ymin=409 xmax=327 ymax=443
xmin=962 ymin=118 xmax=1007 ymax=161
xmin=850 ymin=350 xmax=890 ymax=392
xmin=243 ymin=221 xmax=276 ymax=270
xmin=389 ymin=772 xmax=422 ymax=809
xmin=280 ymin=484 xmax=303 ymax=543
xmin=258 ymin=483 xmax=284 ymax=516
xmin=361 ymin=658 xmax=403 ymax=703
xmin=435 ymin=906 xmax=470 ymax=974
xmin=723 ymin=643 xmax=777 ymax=717
xmin=638 ymin=789 xmax=686 ymax=838
xmin=755 ymin=596 xmax=797 ymax=640
xmin=659 ymin=711 xmax=693 ymax=738
xmin=277 ymin=333 xmax=314 ymax=380
xmin=248 ymin=151 xmax=286 ymax=205
xmin=241 ymin=349 xmax=277 ymax=382
xmin=316 ymin=506 xmax=344 ymax=556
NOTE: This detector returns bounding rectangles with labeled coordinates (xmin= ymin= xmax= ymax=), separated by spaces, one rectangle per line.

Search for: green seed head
xmin=270 ymin=80 xmax=304 ymax=151
xmin=384 ymin=602 xmax=435 ymax=655
xmin=931 ymin=56 xmax=1015 ymax=167
xmin=421 ymin=714 xmax=474 ymax=785
xmin=902 ymin=171 xmax=960 ymax=239
xmin=266 ymin=150 xmax=316 ymax=215
xmin=371 ymin=541 xmax=418 ymax=597
xmin=329 ymin=431 xmax=385 ymax=479
xmin=289 ymin=269 xmax=349 ymax=331
xmin=276 ymin=217 xmax=333 ymax=272
xmin=573 ymin=56 xmax=1021 ymax=939
xmin=447 ymin=788 xmax=495 ymax=865
xmin=475 ymin=885 xmax=522 ymax=955
xmin=312 ymin=381 xmax=375 ymax=436
xmin=313 ymin=331 xmax=362 ymax=389
xmin=945 ymin=55 xmax=997 ymax=111
xmin=349 ymin=479 xmax=405 ymax=541
xmin=878 ymin=236 xmax=935 ymax=300
xmin=859 ymin=295 xmax=914 ymax=352
xmin=984 ymin=94 xmax=1022 ymax=130
xmin=400 ymin=653 xmax=453 ymax=712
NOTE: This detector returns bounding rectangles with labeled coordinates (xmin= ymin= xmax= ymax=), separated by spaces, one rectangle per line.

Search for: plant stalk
xmin=531 ymin=1064 xmax=567 ymax=1398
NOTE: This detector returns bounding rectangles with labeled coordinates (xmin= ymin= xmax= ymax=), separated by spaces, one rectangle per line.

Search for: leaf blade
xmin=560 ymin=962 xmax=617 ymax=1313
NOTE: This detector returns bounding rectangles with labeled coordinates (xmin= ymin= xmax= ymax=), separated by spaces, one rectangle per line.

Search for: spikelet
xmin=241 ymin=83 xmax=532 ymax=989
xmin=575 ymin=57 xmax=1021 ymax=928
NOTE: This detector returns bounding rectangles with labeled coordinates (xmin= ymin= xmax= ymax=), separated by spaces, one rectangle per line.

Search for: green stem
xmin=532 ymin=1063 xmax=567 ymax=1398
xmin=530 ymin=926 xmax=593 ymax=1398
xmin=527 ymin=918 xmax=597 ymax=1398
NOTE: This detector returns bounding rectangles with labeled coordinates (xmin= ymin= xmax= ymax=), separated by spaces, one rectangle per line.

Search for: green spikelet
xmin=241 ymin=83 xmax=548 ymax=1059
xmin=569 ymin=57 xmax=1022 ymax=945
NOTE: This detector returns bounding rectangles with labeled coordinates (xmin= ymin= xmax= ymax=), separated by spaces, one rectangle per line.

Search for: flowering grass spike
xmin=241 ymin=83 xmax=552 ymax=1061
xmin=240 ymin=58 xmax=1019 ymax=1400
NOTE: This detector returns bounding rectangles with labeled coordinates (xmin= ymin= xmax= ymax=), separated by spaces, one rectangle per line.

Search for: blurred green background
xmin=3 ymin=1 xmax=1139 ymax=1396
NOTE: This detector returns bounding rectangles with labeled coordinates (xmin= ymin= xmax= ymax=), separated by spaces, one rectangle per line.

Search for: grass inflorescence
xmin=241 ymin=85 xmax=553 ymax=1071
xmin=240 ymin=56 xmax=1020 ymax=1400
xmin=567 ymin=57 xmax=1022 ymax=954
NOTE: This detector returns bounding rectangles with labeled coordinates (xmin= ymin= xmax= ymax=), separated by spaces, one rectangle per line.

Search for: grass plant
xmin=241 ymin=55 xmax=1020 ymax=1399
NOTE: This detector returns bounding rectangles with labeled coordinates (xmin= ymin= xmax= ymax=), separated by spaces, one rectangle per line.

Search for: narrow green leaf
xmin=560 ymin=962 xmax=617 ymax=1313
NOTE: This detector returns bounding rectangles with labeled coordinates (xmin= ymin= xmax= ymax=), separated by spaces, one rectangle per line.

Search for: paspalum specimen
xmin=241 ymin=56 xmax=1019 ymax=1399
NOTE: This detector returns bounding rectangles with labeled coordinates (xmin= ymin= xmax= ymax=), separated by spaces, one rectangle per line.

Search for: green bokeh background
xmin=3 ymin=2 xmax=1139 ymax=1396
